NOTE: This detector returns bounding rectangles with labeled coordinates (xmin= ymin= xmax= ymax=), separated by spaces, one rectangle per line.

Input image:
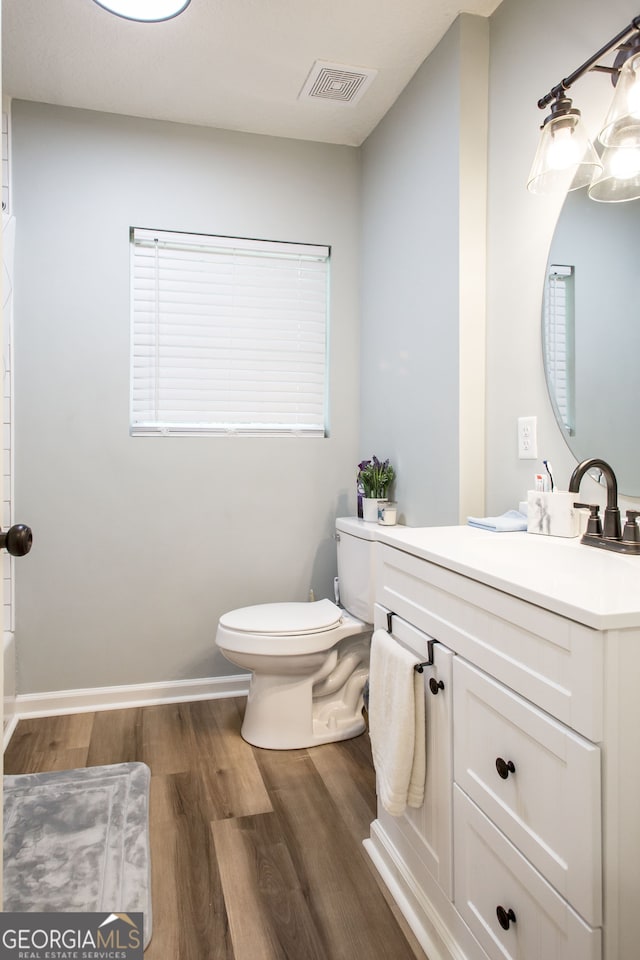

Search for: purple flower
xmin=356 ymin=454 xmax=395 ymax=498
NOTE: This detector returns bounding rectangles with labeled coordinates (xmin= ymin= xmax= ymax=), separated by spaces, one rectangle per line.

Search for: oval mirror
xmin=542 ymin=188 xmax=640 ymax=496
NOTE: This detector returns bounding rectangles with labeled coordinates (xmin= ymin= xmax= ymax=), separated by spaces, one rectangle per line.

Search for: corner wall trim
xmin=2 ymin=713 xmax=18 ymax=752
xmin=11 ymin=673 xmax=250 ymax=722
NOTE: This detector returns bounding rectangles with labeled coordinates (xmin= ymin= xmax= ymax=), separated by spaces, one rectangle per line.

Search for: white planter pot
xmin=362 ymin=497 xmax=384 ymax=522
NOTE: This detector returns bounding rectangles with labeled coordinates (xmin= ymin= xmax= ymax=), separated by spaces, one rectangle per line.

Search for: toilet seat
xmin=219 ymin=598 xmax=342 ymax=636
xmin=216 ymin=599 xmax=364 ymax=657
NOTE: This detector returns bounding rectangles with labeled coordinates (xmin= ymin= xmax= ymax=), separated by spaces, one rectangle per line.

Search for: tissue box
xmin=527 ymin=491 xmax=581 ymax=538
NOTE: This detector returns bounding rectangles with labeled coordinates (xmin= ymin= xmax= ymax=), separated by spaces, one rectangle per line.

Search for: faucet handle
xmin=573 ymin=502 xmax=602 ymax=537
xmin=623 ymin=510 xmax=640 ymax=543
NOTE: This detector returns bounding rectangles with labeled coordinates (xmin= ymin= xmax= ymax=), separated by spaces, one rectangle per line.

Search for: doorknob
xmin=0 ymin=524 xmax=33 ymax=556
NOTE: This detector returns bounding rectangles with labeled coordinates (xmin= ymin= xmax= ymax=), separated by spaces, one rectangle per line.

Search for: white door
xmin=0 ymin=188 xmax=34 ymax=909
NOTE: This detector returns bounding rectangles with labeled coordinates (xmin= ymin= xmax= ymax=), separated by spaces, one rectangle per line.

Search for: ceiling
xmin=2 ymin=0 xmax=501 ymax=147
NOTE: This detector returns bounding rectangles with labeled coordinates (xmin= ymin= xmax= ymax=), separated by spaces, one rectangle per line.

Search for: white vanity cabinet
xmin=364 ymin=525 xmax=640 ymax=960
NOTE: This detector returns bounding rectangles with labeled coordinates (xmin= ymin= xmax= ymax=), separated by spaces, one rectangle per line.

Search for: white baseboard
xmin=11 ymin=673 xmax=250 ymax=722
xmin=364 ymin=821 xmax=480 ymax=960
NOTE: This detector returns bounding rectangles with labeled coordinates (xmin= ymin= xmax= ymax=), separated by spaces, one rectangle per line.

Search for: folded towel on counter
xmin=467 ymin=509 xmax=527 ymax=532
xmin=368 ymin=628 xmax=426 ymax=816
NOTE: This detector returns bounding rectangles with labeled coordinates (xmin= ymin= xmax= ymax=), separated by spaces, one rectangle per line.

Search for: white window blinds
xmin=130 ymin=228 xmax=330 ymax=436
xmin=543 ymin=264 xmax=575 ymax=436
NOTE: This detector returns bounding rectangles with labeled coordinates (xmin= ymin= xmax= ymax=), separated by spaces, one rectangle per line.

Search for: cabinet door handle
xmin=496 ymin=905 xmax=516 ymax=930
xmin=495 ymin=757 xmax=516 ymax=779
xmin=429 ymin=678 xmax=444 ymax=695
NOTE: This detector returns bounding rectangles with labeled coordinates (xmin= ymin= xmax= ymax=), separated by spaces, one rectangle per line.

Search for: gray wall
xmin=12 ymin=102 xmax=360 ymax=693
xmin=360 ymin=15 xmax=488 ymax=526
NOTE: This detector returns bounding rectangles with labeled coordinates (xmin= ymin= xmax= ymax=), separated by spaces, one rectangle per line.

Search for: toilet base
xmin=239 ymin=635 xmax=370 ymax=750
xmin=242 ymin=712 xmax=367 ymax=751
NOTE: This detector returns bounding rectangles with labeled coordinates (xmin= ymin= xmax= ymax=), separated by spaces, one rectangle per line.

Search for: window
xmin=543 ymin=264 xmax=575 ymax=436
xmin=130 ymin=228 xmax=330 ymax=436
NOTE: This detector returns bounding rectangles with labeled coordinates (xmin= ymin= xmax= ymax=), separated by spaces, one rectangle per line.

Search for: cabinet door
xmin=454 ymin=658 xmax=601 ymax=926
xmin=454 ymin=787 xmax=601 ymax=960
xmin=377 ymin=612 xmax=454 ymax=898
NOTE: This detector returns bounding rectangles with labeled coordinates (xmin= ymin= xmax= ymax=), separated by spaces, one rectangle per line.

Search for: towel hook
xmin=414 ymin=638 xmax=436 ymax=673
xmin=385 ymin=611 xmax=439 ymax=673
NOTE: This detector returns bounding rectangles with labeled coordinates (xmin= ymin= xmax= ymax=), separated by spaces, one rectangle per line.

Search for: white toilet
xmin=215 ymin=517 xmax=376 ymax=749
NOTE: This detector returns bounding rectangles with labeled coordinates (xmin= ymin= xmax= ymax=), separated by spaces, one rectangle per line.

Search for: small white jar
xmin=378 ymin=501 xmax=398 ymax=525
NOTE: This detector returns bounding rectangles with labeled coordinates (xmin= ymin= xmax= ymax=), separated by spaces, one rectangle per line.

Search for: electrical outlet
xmin=518 ymin=416 xmax=538 ymax=459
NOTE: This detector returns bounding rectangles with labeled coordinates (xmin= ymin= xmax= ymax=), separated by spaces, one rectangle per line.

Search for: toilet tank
xmin=335 ymin=517 xmax=377 ymax=624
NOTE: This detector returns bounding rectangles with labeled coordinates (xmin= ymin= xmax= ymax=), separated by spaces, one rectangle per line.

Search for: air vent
xmin=299 ymin=60 xmax=377 ymax=106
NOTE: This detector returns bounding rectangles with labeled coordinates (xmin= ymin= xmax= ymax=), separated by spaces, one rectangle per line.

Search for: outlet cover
xmin=518 ymin=416 xmax=538 ymax=459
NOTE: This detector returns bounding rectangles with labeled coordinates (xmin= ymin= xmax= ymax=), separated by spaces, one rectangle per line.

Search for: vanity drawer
xmin=454 ymin=786 xmax=601 ymax=960
xmin=453 ymin=658 xmax=601 ymax=926
xmin=376 ymin=544 xmax=603 ymax=740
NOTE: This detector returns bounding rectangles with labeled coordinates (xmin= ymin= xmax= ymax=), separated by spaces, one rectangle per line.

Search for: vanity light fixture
xmin=527 ymin=95 xmax=602 ymax=195
xmin=91 ymin=0 xmax=191 ymax=22
xmin=528 ymin=13 xmax=640 ymax=201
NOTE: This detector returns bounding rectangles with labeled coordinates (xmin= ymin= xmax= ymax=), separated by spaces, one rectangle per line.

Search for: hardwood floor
xmin=4 ymin=698 xmax=425 ymax=960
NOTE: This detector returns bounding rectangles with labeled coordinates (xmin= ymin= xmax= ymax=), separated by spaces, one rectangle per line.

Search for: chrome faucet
xmin=568 ymin=458 xmax=640 ymax=554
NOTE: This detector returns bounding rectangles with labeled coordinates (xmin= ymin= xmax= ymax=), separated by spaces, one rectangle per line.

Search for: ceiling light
xmin=528 ymin=14 xmax=640 ymax=201
xmin=91 ymin=0 xmax=191 ymax=22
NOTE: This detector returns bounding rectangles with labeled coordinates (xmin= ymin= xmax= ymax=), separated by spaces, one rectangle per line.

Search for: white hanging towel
xmin=368 ymin=628 xmax=426 ymax=816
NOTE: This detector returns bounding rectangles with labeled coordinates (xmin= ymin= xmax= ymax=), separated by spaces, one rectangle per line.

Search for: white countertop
xmin=338 ymin=518 xmax=640 ymax=630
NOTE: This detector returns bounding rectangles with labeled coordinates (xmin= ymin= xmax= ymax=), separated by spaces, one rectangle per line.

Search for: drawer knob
xmin=429 ymin=678 xmax=444 ymax=695
xmin=496 ymin=905 xmax=516 ymax=930
xmin=495 ymin=757 xmax=516 ymax=779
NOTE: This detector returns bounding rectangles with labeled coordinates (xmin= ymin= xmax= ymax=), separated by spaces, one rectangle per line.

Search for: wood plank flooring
xmin=4 ymin=697 xmax=426 ymax=960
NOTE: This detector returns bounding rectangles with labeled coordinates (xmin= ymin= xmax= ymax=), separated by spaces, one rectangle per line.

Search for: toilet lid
xmin=219 ymin=598 xmax=342 ymax=636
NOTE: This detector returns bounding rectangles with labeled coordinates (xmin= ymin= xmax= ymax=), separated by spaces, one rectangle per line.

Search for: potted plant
xmin=357 ymin=456 xmax=395 ymax=521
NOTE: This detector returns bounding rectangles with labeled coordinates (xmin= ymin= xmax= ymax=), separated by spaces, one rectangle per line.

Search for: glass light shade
xmin=599 ymin=50 xmax=640 ymax=147
xmin=92 ymin=0 xmax=191 ymax=21
xmin=588 ymin=143 xmax=640 ymax=201
xmin=527 ymin=111 xmax=602 ymax=194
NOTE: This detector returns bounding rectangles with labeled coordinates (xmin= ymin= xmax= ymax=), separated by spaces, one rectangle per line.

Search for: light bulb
xmin=527 ymin=96 xmax=602 ymax=194
xmin=546 ymin=124 xmax=582 ymax=171
xmin=608 ymin=144 xmax=640 ymax=179
xmin=588 ymin=139 xmax=640 ymax=201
